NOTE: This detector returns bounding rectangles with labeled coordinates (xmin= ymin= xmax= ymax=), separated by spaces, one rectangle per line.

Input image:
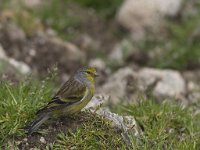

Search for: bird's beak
xmin=93 ymin=71 xmax=99 ymax=77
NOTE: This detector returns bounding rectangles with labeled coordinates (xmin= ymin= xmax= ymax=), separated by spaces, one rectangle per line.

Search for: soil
xmin=17 ymin=112 xmax=97 ymax=149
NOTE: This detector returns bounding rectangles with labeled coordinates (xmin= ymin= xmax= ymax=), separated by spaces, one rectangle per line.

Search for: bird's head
xmin=75 ymin=67 xmax=99 ymax=86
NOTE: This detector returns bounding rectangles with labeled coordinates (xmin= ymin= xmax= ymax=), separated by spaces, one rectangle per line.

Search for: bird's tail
xmin=26 ymin=113 xmax=49 ymax=135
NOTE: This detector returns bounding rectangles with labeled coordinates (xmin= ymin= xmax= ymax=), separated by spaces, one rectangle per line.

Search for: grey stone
xmin=39 ymin=137 xmax=46 ymax=144
xmin=116 ymin=0 xmax=183 ymax=41
xmin=89 ymin=58 xmax=106 ymax=71
xmin=85 ymin=95 xmax=142 ymax=148
xmin=100 ymin=67 xmax=137 ymax=103
xmin=0 ymin=43 xmax=30 ymax=74
xmin=0 ymin=44 xmax=7 ymax=59
xmin=109 ymin=39 xmax=134 ymax=66
xmin=138 ymin=68 xmax=186 ymax=100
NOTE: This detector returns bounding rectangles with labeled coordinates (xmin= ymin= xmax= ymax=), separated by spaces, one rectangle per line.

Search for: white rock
xmin=85 ymin=95 xmax=142 ymax=147
xmin=40 ymin=137 xmax=46 ymax=144
xmin=29 ymin=49 xmax=36 ymax=57
xmin=109 ymin=39 xmax=134 ymax=65
xmin=187 ymin=81 xmax=200 ymax=104
xmin=138 ymin=68 xmax=186 ymax=99
xmin=156 ymin=0 xmax=183 ymax=17
xmin=109 ymin=45 xmax=124 ymax=65
xmin=89 ymin=58 xmax=106 ymax=71
xmin=8 ymin=58 xmax=31 ymax=74
xmin=0 ymin=44 xmax=30 ymax=74
xmin=116 ymin=0 xmax=182 ymax=40
xmin=85 ymin=94 xmax=109 ymax=111
xmin=100 ymin=67 xmax=137 ymax=103
xmin=22 ymin=0 xmax=44 ymax=8
xmin=49 ymin=37 xmax=85 ymax=62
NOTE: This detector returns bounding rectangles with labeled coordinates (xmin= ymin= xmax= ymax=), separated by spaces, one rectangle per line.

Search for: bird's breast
xmin=62 ymin=87 xmax=94 ymax=115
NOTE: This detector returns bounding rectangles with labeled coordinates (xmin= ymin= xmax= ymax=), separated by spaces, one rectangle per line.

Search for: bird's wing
xmin=36 ymin=78 xmax=86 ymax=115
xmin=54 ymin=78 xmax=86 ymax=102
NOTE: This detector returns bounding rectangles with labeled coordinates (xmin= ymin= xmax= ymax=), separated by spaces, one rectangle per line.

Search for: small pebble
xmin=40 ymin=137 xmax=46 ymax=144
xmin=23 ymin=138 xmax=28 ymax=142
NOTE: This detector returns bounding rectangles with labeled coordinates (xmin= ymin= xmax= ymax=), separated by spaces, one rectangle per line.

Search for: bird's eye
xmin=86 ymin=71 xmax=91 ymax=74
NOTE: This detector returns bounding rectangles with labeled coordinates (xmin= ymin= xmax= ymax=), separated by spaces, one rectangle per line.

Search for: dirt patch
xmin=17 ymin=112 xmax=102 ymax=149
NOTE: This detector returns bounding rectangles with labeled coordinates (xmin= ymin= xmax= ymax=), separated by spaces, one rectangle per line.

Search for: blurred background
xmin=0 ymin=0 xmax=200 ymax=105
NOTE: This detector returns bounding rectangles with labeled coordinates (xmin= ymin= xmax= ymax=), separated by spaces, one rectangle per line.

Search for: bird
xmin=27 ymin=67 xmax=99 ymax=135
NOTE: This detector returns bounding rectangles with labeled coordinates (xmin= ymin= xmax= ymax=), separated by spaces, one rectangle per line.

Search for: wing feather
xmin=36 ymin=78 xmax=86 ymax=115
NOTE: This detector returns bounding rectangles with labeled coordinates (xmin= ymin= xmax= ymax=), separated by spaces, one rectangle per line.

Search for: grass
xmin=31 ymin=0 xmax=82 ymax=40
xmin=0 ymin=78 xmax=125 ymax=149
xmin=52 ymin=113 xmax=125 ymax=150
xmin=113 ymin=99 xmax=200 ymax=149
xmin=0 ymin=77 xmax=54 ymax=146
xmin=69 ymin=0 xmax=123 ymax=18
xmin=0 ymin=78 xmax=199 ymax=149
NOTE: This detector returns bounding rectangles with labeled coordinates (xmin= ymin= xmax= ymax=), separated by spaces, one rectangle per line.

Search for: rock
xmin=100 ymin=67 xmax=187 ymax=103
xmin=48 ymin=37 xmax=85 ymax=63
xmin=0 ymin=44 xmax=30 ymax=74
xmin=3 ymin=23 xmax=26 ymax=43
xmin=183 ymin=70 xmax=200 ymax=83
xmin=39 ymin=137 xmax=46 ymax=144
xmin=84 ymin=94 xmax=109 ymax=110
xmin=116 ymin=0 xmax=182 ymax=41
xmin=109 ymin=39 xmax=134 ymax=66
xmin=109 ymin=45 xmax=123 ymax=66
xmin=20 ymin=34 xmax=86 ymax=75
xmin=157 ymin=0 xmax=183 ymax=17
xmin=22 ymin=0 xmax=45 ymax=8
xmin=89 ymin=58 xmax=106 ymax=71
xmin=85 ymin=95 xmax=142 ymax=148
xmin=0 ymin=44 xmax=7 ymax=59
xmin=0 ymin=60 xmax=20 ymax=82
xmin=187 ymin=81 xmax=200 ymax=104
xmin=138 ymin=68 xmax=186 ymax=100
xmin=76 ymin=34 xmax=97 ymax=50
xmin=8 ymin=58 xmax=31 ymax=74
xmin=100 ymin=67 xmax=137 ymax=103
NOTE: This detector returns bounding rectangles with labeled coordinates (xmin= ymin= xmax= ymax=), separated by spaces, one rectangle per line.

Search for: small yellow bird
xmin=27 ymin=67 xmax=98 ymax=135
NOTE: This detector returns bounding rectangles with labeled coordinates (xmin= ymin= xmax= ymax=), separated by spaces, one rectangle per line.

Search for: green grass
xmin=31 ymin=1 xmax=82 ymax=40
xmin=0 ymin=78 xmax=200 ymax=149
xmin=52 ymin=113 xmax=125 ymax=150
xmin=70 ymin=0 xmax=123 ymax=18
xmin=113 ymin=99 xmax=200 ymax=149
xmin=0 ymin=78 xmax=54 ymax=145
xmin=0 ymin=78 xmax=126 ymax=149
